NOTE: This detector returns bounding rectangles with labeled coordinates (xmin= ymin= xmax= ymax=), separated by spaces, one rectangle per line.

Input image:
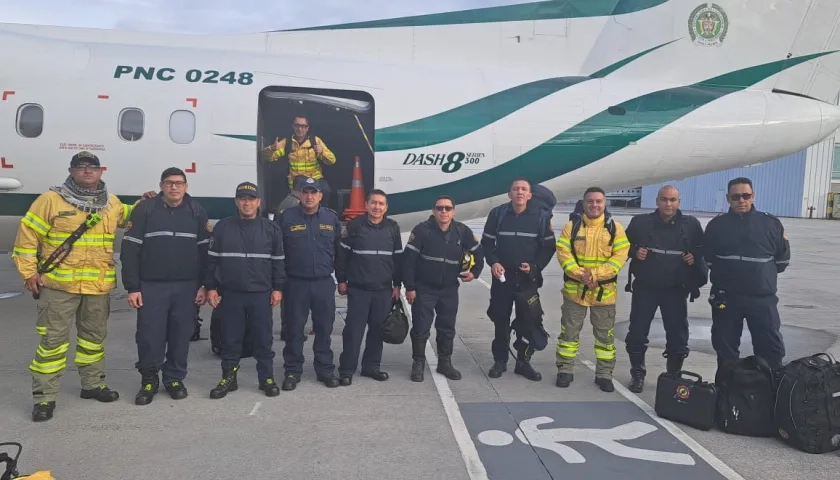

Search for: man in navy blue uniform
xmin=623 ymin=185 xmax=707 ymax=393
xmin=204 ymin=182 xmax=285 ymax=399
xmin=481 ymin=178 xmax=556 ymax=382
xmin=275 ymin=177 xmax=343 ymax=390
xmin=704 ymin=177 xmax=791 ymax=372
xmin=121 ymin=167 xmax=211 ymax=405
xmin=403 ymin=195 xmax=484 ymax=382
xmin=335 ymin=189 xmax=402 ymax=385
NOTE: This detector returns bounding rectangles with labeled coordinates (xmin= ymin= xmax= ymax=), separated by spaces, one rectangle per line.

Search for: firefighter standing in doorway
xmin=262 ymin=114 xmax=336 ymax=205
xmin=11 ymin=151 xmax=151 ymax=422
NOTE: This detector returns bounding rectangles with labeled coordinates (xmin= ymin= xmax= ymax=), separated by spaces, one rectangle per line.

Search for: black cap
xmin=70 ymin=151 xmax=100 ymax=167
xmin=235 ymin=181 xmax=259 ymax=198
xmin=299 ymin=177 xmax=322 ymax=192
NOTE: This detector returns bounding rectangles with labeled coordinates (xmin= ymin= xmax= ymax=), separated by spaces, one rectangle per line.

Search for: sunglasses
xmin=434 ymin=205 xmax=453 ymax=212
xmin=730 ymin=193 xmax=753 ymax=201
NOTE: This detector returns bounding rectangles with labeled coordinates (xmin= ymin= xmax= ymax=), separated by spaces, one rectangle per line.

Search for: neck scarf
xmin=49 ymin=176 xmax=109 ymax=213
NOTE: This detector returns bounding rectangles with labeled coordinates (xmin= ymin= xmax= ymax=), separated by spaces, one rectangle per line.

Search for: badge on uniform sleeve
xmin=408 ymin=233 xmax=416 ymax=243
xmin=125 ymin=221 xmax=133 ymax=230
xmin=205 ymin=221 xmax=213 ymax=232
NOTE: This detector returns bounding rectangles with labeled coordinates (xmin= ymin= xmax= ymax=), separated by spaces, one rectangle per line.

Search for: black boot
xmin=80 ymin=385 xmax=120 ymax=402
xmin=436 ymin=337 xmax=461 ymax=381
xmin=209 ymin=366 xmax=239 ymax=399
xmin=513 ymin=341 xmax=542 ymax=382
xmin=665 ymin=352 xmax=686 ymax=373
xmin=411 ymin=334 xmax=426 ymax=382
xmin=628 ymin=352 xmax=646 ymax=393
xmin=135 ymin=370 xmax=160 ymax=406
xmin=32 ymin=401 xmax=56 ymax=422
xmin=488 ymin=360 xmax=507 ymax=378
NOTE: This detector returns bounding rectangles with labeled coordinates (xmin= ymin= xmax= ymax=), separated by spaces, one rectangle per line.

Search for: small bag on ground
xmin=654 ymin=370 xmax=717 ymax=431
xmin=715 ymin=355 xmax=777 ymax=437
xmin=774 ymin=353 xmax=840 ymax=453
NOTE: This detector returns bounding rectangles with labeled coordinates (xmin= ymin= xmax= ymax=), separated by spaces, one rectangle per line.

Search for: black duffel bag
xmin=774 ymin=353 xmax=840 ymax=453
xmin=654 ymin=370 xmax=717 ymax=431
xmin=382 ymin=299 xmax=409 ymax=345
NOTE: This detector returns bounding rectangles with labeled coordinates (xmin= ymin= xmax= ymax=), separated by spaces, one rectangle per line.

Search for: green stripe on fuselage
xmin=382 ymin=51 xmax=837 ymax=214
xmin=278 ymin=0 xmax=670 ymax=31
xmin=219 ymin=40 xmax=676 ymax=152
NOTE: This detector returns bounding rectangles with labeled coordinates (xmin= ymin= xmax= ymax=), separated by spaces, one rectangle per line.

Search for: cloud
xmin=0 ymin=0 xmax=531 ymax=34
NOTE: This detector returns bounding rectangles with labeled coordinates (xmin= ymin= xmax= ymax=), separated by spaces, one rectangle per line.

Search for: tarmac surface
xmin=1 ymin=206 xmax=839 ymax=479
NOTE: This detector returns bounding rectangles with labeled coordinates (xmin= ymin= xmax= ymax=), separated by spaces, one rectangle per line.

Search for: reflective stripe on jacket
xmin=12 ymin=191 xmax=134 ymax=295
xmin=555 ymin=214 xmax=630 ymax=306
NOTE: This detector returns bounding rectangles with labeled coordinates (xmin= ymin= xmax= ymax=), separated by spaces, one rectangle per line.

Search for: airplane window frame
xmin=16 ymin=103 xmax=44 ymax=138
xmin=119 ymin=107 xmax=145 ymax=142
xmin=169 ymin=110 xmax=196 ymax=145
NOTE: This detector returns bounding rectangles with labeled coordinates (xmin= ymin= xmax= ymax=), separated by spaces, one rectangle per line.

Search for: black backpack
xmin=715 ymin=355 xmax=777 ymax=437
xmin=209 ymin=301 xmax=254 ymax=358
xmin=774 ymin=353 xmax=840 ymax=453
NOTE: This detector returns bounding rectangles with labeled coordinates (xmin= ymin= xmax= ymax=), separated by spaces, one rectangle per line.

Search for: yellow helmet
xmin=460 ymin=251 xmax=475 ymax=274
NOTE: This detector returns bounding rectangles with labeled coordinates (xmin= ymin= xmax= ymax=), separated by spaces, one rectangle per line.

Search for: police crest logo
xmin=688 ymin=3 xmax=728 ymax=47
xmin=408 ymin=233 xmax=415 ymax=243
xmin=125 ymin=221 xmax=133 ymax=230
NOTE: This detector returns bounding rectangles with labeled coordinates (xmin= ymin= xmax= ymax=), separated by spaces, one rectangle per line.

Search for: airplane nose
xmin=819 ymin=102 xmax=840 ymax=140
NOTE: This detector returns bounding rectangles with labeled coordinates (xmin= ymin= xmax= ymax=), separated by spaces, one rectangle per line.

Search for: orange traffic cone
xmin=343 ymin=156 xmax=366 ymax=221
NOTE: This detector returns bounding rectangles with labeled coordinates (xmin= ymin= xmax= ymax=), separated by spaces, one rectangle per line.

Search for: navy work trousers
xmin=219 ymin=290 xmax=275 ymax=383
xmin=624 ymin=283 xmax=689 ymax=358
xmin=283 ymin=277 xmax=336 ymax=376
xmin=711 ymin=292 xmax=785 ymax=369
xmin=135 ymin=280 xmax=198 ymax=384
xmin=338 ymin=287 xmax=392 ymax=376
xmin=410 ymin=285 xmax=459 ymax=342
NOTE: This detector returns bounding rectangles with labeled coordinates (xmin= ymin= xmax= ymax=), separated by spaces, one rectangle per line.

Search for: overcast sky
xmin=0 ymin=0 xmax=530 ymax=34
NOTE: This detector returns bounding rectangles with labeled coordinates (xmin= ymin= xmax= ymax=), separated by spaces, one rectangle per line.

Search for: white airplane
xmin=2 ymin=0 xmax=840 ymax=252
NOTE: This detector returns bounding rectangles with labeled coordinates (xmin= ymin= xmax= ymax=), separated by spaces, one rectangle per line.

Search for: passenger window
xmin=16 ymin=104 xmax=44 ymax=138
xmin=119 ymin=108 xmax=144 ymax=141
xmin=169 ymin=110 xmax=196 ymax=144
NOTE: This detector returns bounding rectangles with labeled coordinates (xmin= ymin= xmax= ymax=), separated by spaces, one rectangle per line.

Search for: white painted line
xmin=473 ymin=277 xmax=743 ymax=479
xmin=400 ymin=292 xmax=489 ymax=480
xmin=580 ymin=359 xmax=745 ymax=480
xmin=477 ymin=277 xmax=492 ymax=289
xmin=249 ymin=401 xmax=262 ymax=416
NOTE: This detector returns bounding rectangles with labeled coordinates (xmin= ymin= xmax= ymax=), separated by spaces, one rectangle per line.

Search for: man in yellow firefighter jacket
xmin=12 ymin=151 xmax=146 ymax=422
xmin=554 ymin=187 xmax=630 ymax=393
xmin=262 ymin=114 xmax=337 ymax=204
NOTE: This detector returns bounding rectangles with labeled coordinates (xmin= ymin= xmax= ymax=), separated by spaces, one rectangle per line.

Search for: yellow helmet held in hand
xmin=460 ymin=251 xmax=475 ymax=274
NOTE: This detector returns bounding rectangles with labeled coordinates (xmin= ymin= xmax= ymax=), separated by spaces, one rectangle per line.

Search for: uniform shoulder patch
xmin=205 ymin=220 xmax=213 ymax=232
xmin=124 ymin=220 xmax=133 ymax=230
xmin=408 ymin=232 xmax=416 ymax=243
